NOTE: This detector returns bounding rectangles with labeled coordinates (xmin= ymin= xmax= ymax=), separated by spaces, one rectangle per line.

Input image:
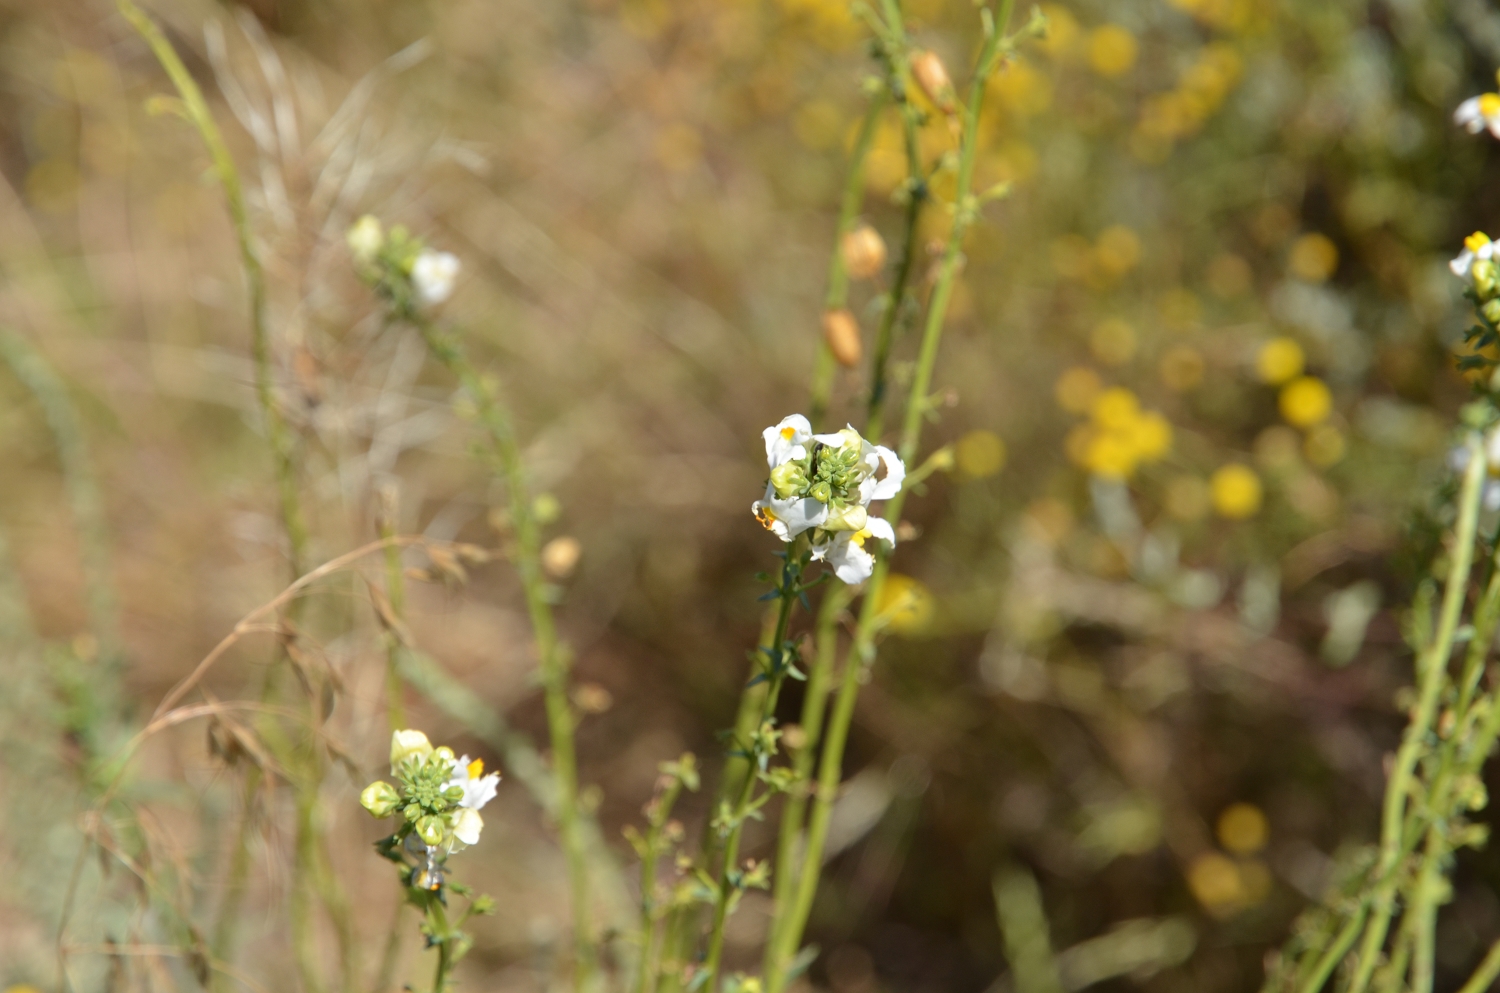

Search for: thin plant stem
xmin=1458 ymin=937 xmax=1500 ymax=993
xmin=633 ymin=779 xmax=685 ymax=993
xmin=767 ymin=7 xmax=1016 ymax=986
xmin=1344 ymin=433 xmax=1487 ymax=993
xmin=1296 ymin=906 xmax=1368 ymax=993
xmin=810 ymin=93 xmax=890 ymax=429
xmin=701 ymin=566 xmax=802 ymax=992
xmin=414 ymin=318 xmax=594 ymax=985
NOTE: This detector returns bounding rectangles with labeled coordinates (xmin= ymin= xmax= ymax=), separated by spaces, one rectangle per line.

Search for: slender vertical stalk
xmin=1458 ymin=937 xmax=1500 ymax=993
xmin=633 ymin=779 xmax=685 ymax=993
xmin=766 ymin=8 xmax=1015 ymax=987
xmin=1343 ymin=433 xmax=1486 ymax=993
xmin=414 ymin=319 xmax=594 ymax=986
xmin=810 ymin=94 xmax=890 ymax=429
xmin=701 ymin=560 xmax=803 ymax=991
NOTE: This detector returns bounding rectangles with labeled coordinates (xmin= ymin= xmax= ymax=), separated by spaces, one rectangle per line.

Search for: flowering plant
xmin=361 ymin=728 xmax=498 ymax=991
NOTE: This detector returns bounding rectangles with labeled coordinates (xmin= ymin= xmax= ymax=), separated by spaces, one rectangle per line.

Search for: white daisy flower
xmin=764 ymin=414 xmax=814 ymax=468
xmin=445 ymin=755 xmax=501 ymax=811
xmin=412 ymin=250 xmax=461 ymax=305
xmin=753 ymin=485 xmax=830 ymax=541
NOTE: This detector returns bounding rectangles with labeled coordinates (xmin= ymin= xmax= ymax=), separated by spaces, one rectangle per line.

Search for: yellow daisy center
xmin=467 ymin=758 xmax=484 ymax=780
xmin=1481 ymin=93 xmax=1500 ymax=118
xmin=1467 ymin=231 xmax=1493 ymax=253
xmin=781 ymin=426 xmax=796 ymax=440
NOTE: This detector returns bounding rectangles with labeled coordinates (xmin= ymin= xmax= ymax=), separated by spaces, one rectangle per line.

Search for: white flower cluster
xmin=362 ymin=729 xmax=501 ymax=858
xmin=751 ymin=414 xmax=905 ymax=584
xmin=346 ymin=214 xmax=461 ymax=307
xmin=1456 ymin=86 xmax=1500 ymax=139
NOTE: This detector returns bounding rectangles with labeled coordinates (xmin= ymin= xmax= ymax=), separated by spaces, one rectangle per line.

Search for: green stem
xmin=767 ymin=10 xmax=1015 ymax=990
xmin=415 ymin=319 xmax=594 ymax=986
xmin=1344 ymin=433 xmax=1487 ymax=993
xmin=810 ymin=93 xmax=890 ymax=429
xmin=702 ymin=567 xmax=802 ymax=992
xmin=634 ymin=780 xmax=685 ymax=993
xmin=1458 ymin=937 xmax=1500 ymax=993
xmin=1296 ymin=906 xmax=1368 ymax=993
xmin=764 ymin=586 xmax=848 ymax=981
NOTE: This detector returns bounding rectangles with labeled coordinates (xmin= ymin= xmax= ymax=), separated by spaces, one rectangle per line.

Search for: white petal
xmin=868 ymin=446 xmax=906 ymax=501
xmin=452 ymin=808 xmax=483 ymax=847
xmin=1452 ymin=249 xmax=1476 ymax=277
xmin=463 ymin=773 xmax=500 ymax=810
xmin=1457 ymin=96 xmax=1483 ymax=127
xmin=754 ymin=484 xmax=828 ymax=540
xmin=763 ymin=415 xmax=813 ymax=468
xmin=864 ymin=516 xmax=897 ymax=546
xmin=1486 ymin=481 xmax=1500 ymax=513
xmin=413 ymin=250 xmax=460 ymax=304
xmin=390 ymin=729 xmax=433 ymax=771
xmin=828 ymin=537 xmax=875 ymax=584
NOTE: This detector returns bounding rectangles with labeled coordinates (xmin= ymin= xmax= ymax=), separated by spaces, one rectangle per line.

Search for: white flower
xmin=810 ymin=516 xmax=896 ymax=585
xmin=412 ymin=250 xmax=460 ymax=305
xmin=346 ymin=214 xmax=384 ymax=262
xmin=753 ymin=485 xmax=829 ymax=541
xmin=1456 ymin=92 xmax=1500 ymax=138
xmin=764 ymin=414 xmax=813 ymax=468
xmin=390 ymin=728 xmax=433 ymax=771
xmin=450 ymin=807 xmax=484 ymax=849
xmin=445 ymin=755 xmax=501 ymax=811
xmin=812 ymin=426 xmax=905 ymax=503
xmin=1451 ymin=232 xmax=1497 ymax=278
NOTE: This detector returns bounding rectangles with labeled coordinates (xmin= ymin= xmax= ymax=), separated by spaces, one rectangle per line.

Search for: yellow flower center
xmin=1481 ymin=93 xmax=1500 ymax=118
xmin=1467 ymin=231 xmax=1493 ymax=253
xmin=781 ymin=426 xmax=796 ymax=440
xmin=467 ymin=758 xmax=484 ymax=780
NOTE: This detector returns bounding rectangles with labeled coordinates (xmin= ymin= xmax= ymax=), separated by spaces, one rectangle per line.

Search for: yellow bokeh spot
xmin=1279 ymin=376 xmax=1332 ymax=428
xmin=1304 ymin=424 xmax=1346 ymax=467
xmin=1288 ymin=232 xmax=1339 ymax=283
xmin=992 ymin=59 xmax=1053 ymax=117
xmin=876 ymin=573 xmax=935 ymax=635
xmin=1159 ymin=346 xmax=1205 ymax=392
xmin=955 ymin=429 xmax=1007 ymax=478
xmin=1035 ymin=4 xmax=1081 ymax=60
xmin=1094 ymin=225 xmax=1142 ymax=276
xmin=1210 ymin=464 xmax=1262 ymax=519
xmin=1256 ymin=337 xmax=1304 ymax=385
xmin=1090 ymin=387 xmax=1140 ymax=431
xmin=1087 ymin=25 xmax=1138 ymax=78
xmin=1083 ymin=431 xmax=1139 ymax=480
xmin=1217 ymin=803 xmax=1269 ymax=855
xmin=1125 ymin=411 xmax=1172 ymax=461
xmin=1158 ymin=288 xmax=1202 ymax=330
xmin=1165 ymin=475 xmax=1210 ymax=521
xmin=1207 ymin=252 xmax=1252 ymax=298
xmin=1055 ymin=366 xmax=1103 ymax=413
xmin=654 ymin=123 xmax=703 ymax=172
xmin=1187 ymin=852 xmax=1243 ymax=910
xmin=1090 ymin=318 xmax=1137 ymax=365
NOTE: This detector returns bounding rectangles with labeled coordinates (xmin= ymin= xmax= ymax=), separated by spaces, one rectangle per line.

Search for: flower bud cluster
xmin=346 ymin=215 xmax=461 ymax=314
xmin=1452 ymin=232 xmax=1500 ymax=323
xmin=360 ymin=729 xmax=500 ymax=861
xmin=751 ymin=415 xmax=905 ymax=584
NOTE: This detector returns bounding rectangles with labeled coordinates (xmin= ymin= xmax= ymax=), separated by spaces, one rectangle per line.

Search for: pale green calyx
xmin=361 ymin=780 xmax=401 ymax=818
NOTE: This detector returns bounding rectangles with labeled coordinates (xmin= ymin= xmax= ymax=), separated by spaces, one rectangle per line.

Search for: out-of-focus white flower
xmin=764 ymin=414 xmax=813 ymax=468
xmin=347 ymin=214 xmax=384 ymax=262
xmin=1456 ymin=91 xmax=1500 ymax=138
xmin=390 ymin=728 xmax=433 ymax=770
xmin=412 ymin=250 xmax=461 ymax=305
xmin=811 ymin=517 xmax=897 ymax=585
xmin=450 ymin=808 xmax=484 ymax=849
xmin=445 ymin=755 xmax=501 ymax=811
xmin=1451 ymin=232 xmax=1497 ymax=278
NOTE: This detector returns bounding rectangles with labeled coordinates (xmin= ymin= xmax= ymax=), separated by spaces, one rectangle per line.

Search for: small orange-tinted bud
xmin=911 ymin=50 xmax=956 ymax=112
xmin=822 ymin=309 xmax=863 ymax=368
xmin=841 ymin=224 xmax=887 ymax=280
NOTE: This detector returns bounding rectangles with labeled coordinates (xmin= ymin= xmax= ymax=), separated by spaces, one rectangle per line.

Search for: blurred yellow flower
xmin=1084 ymin=431 xmax=1139 ymax=480
xmin=1090 ymin=317 xmax=1137 ymax=365
xmin=1279 ymin=376 xmax=1332 ymax=427
xmin=955 ymin=429 xmax=1007 ymax=478
xmin=1066 ymin=388 xmax=1174 ymax=480
xmin=1165 ymin=475 xmax=1210 ymax=521
xmin=1211 ymin=464 xmax=1262 ymax=518
xmin=1125 ymin=411 xmax=1172 ymax=460
xmin=1034 ymin=4 xmax=1081 ymax=60
xmin=876 ymin=573 xmax=935 ymax=634
xmin=1256 ymin=337 xmax=1305 ymax=385
xmin=1217 ymin=803 xmax=1269 ymax=855
xmin=1158 ymin=287 xmax=1202 ymax=329
xmin=1207 ymin=252 xmax=1252 ymax=298
xmin=1188 ymin=852 xmax=1243 ymax=911
xmin=1159 ymin=346 xmax=1205 ymax=391
xmin=1094 ymin=225 xmax=1142 ymax=276
xmin=1091 ymin=387 xmax=1140 ymax=431
xmin=1288 ymin=232 xmax=1339 ymax=282
xmin=992 ymin=59 xmax=1053 ymax=116
xmin=1304 ymin=424 xmax=1346 ymax=467
xmin=1055 ymin=366 xmax=1103 ymax=413
xmin=1087 ymin=25 xmax=1138 ymax=77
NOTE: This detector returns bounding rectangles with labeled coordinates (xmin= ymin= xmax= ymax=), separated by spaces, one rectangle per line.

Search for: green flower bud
xmin=770 ymin=462 xmax=808 ymax=499
xmin=809 ymin=480 xmax=833 ymax=504
xmin=824 ymin=503 xmax=868 ymax=533
xmin=1476 ymin=258 xmax=1500 ymax=299
xmin=404 ymin=803 xmax=422 ymax=822
xmin=416 ymin=815 xmax=446 ymax=847
xmin=444 ymin=785 xmax=465 ymax=803
xmin=1484 ymin=298 xmax=1500 ymax=326
xmin=360 ymin=780 xmax=402 ymax=818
